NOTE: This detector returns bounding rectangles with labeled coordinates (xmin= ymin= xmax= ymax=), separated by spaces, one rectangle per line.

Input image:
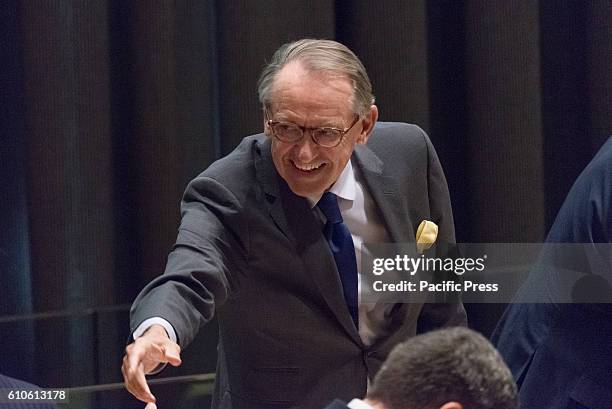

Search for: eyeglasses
xmin=265 ymin=113 xmax=360 ymax=148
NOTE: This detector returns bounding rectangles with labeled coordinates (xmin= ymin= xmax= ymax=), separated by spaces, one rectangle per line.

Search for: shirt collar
xmin=347 ymin=398 xmax=376 ymax=409
xmin=307 ymin=159 xmax=356 ymax=208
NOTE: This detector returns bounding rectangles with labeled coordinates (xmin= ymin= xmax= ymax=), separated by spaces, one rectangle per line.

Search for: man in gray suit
xmin=122 ymin=39 xmax=466 ymax=409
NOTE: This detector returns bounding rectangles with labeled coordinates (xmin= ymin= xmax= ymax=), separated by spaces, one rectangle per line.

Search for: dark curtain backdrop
xmin=1 ymin=0 xmax=611 ymax=406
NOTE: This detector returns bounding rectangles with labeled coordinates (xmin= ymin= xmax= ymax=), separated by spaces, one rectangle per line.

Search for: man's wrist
xmin=132 ymin=317 xmax=178 ymax=343
xmin=144 ymin=324 xmax=169 ymax=338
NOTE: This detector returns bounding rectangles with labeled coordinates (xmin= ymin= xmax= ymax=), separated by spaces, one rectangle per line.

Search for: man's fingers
xmin=133 ymin=362 xmax=156 ymax=403
xmin=122 ymin=344 xmax=156 ymax=403
xmin=147 ymin=341 xmax=182 ymax=367
xmin=123 ymin=361 xmax=156 ymax=403
xmin=163 ymin=344 xmax=182 ymax=367
xmin=145 ymin=402 xmax=158 ymax=409
xmin=127 ymin=342 xmax=147 ymax=372
xmin=122 ymin=358 xmax=155 ymax=403
xmin=122 ymin=333 xmax=181 ymax=404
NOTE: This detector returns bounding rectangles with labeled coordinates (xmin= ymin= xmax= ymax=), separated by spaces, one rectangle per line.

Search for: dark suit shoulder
xmin=188 ymin=134 xmax=267 ymax=202
xmin=368 ymin=122 xmax=428 ymax=148
xmin=548 ymin=136 xmax=612 ymax=244
xmin=199 ymin=134 xmax=263 ymax=180
xmin=366 ymin=122 xmax=430 ymax=166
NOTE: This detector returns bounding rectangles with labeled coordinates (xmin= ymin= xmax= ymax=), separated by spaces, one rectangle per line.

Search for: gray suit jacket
xmin=130 ymin=122 xmax=466 ymax=408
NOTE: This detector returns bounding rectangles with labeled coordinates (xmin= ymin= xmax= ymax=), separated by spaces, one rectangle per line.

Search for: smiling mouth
xmin=291 ymin=161 xmax=326 ymax=172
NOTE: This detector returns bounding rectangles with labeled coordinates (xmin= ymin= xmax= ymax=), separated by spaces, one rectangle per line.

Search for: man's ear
xmin=264 ymin=120 xmax=271 ymax=136
xmin=439 ymin=402 xmax=462 ymax=409
xmin=355 ymin=104 xmax=378 ymax=145
xmin=263 ymin=106 xmax=272 ymax=136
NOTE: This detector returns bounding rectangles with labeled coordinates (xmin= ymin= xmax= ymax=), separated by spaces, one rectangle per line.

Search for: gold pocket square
xmin=416 ymin=220 xmax=438 ymax=253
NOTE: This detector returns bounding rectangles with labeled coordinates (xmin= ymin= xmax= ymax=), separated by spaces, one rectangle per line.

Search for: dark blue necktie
xmin=317 ymin=192 xmax=359 ymax=328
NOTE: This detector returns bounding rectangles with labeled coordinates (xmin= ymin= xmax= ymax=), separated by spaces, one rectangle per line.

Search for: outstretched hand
xmin=122 ymin=324 xmax=182 ymax=405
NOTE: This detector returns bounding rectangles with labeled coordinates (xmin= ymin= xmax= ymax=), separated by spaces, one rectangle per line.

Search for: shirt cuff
xmin=133 ymin=317 xmax=178 ymax=343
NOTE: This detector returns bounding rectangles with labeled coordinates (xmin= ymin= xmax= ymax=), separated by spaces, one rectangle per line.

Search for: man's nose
xmin=295 ymin=133 xmax=317 ymax=161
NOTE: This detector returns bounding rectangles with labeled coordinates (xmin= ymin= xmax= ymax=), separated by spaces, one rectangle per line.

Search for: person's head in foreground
xmin=355 ymin=327 xmax=517 ymax=409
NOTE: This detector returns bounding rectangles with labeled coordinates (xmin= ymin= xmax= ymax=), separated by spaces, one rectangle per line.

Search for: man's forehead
xmin=274 ymin=61 xmax=351 ymax=89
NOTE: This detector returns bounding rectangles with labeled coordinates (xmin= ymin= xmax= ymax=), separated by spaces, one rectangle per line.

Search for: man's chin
xmin=285 ymin=181 xmax=326 ymax=198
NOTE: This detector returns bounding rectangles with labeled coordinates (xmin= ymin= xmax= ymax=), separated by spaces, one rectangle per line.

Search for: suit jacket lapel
xmin=254 ymin=137 xmax=363 ymax=344
xmin=353 ymin=144 xmax=412 ymax=243
xmin=254 ymin=137 xmax=293 ymax=242
xmin=279 ymin=181 xmax=363 ymax=344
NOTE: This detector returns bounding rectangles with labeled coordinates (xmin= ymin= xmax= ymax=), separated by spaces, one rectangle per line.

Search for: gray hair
xmin=257 ymin=39 xmax=375 ymax=117
xmin=367 ymin=327 xmax=518 ymax=409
